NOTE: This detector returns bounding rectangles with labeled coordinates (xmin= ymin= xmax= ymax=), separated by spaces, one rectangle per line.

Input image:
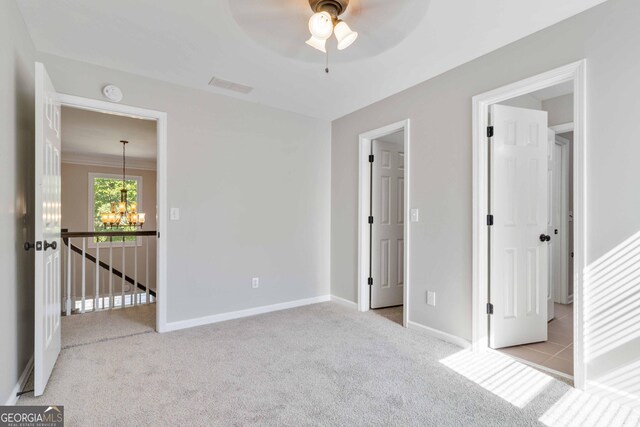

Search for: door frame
xmin=57 ymin=93 xmax=169 ymax=333
xmin=471 ymin=60 xmax=587 ymax=388
xmin=358 ymin=120 xmax=411 ymax=327
xmin=552 ymin=132 xmax=572 ymax=305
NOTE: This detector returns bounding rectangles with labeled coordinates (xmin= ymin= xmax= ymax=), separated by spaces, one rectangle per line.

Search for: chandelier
xmin=305 ymin=0 xmax=358 ymax=53
xmin=100 ymin=140 xmax=146 ymax=228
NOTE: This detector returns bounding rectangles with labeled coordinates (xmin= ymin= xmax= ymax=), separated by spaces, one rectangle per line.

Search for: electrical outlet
xmin=252 ymin=277 xmax=260 ymax=289
xmin=427 ymin=291 xmax=436 ymax=307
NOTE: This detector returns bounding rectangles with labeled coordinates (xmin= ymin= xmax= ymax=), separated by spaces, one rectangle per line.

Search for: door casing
xmin=358 ymin=120 xmax=411 ymax=327
xmin=471 ymin=60 xmax=587 ymax=388
xmin=57 ymin=93 xmax=169 ymax=333
xmin=551 ymin=133 xmax=572 ymax=305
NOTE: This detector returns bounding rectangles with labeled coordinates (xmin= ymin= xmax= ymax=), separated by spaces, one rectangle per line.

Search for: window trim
xmin=87 ymin=172 xmax=143 ymax=248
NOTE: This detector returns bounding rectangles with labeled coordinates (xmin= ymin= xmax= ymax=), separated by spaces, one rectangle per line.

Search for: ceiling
xmin=61 ymin=106 xmax=157 ymax=168
xmin=18 ymin=0 xmax=606 ymax=121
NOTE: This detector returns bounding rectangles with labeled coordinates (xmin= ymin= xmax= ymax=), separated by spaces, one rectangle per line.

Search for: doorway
xmin=370 ymin=130 xmax=405 ymax=324
xmin=59 ymin=105 xmax=158 ymax=348
xmin=57 ymin=94 xmax=168 ymax=333
xmin=358 ymin=120 xmax=411 ymax=327
xmin=489 ymin=83 xmax=575 ymax=377
xmin=471 ymin=60 xmax=587 ymax=388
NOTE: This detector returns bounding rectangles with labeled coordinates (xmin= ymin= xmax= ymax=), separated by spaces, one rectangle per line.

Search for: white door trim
xmin=550 ymin=122 xmax=574 ymax=134
xmin=553 ymin=135 xmax=571 ymax=305
xmin=57 ymin=93 xmax=169 ymax=333
xmin=358 ymin=120 xmax=411 ymax=327
xmin=472 ymin=60 xmax=587 ymax=389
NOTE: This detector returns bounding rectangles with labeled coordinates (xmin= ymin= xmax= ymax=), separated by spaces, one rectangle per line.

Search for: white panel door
xmin=489 ymin=105 xmax=549 ymax=349
xmin=34 ymin=62 xmax=62 ymax=396
xmin=371 ymin=140 xmax=404 ymax=308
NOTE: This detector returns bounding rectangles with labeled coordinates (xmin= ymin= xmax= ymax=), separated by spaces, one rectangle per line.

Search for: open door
xmin=370 ymin=139 xmax=404 ymax=309
xmin=489 ymin=104 xmax=549 ymax=349
xmin=34 ymin=62 xmax=62 ymax=396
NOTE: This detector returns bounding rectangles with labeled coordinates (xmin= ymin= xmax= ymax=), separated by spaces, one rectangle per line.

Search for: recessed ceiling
xmin=229 ymin=0 xmax=428 ymax=63
xmin=61 ymin=106 xmax=156 ymax=165
xmin=17 ymin=0 xmax=607 ymax=120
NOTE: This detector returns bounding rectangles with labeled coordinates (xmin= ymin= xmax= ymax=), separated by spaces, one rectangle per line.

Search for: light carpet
xmin=18 ymin=302 xmax=639 ymax=426
xmin=61 ymin=303 xmax=155 ymax=349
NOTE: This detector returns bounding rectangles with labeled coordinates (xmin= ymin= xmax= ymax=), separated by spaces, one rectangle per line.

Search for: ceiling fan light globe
xmin=335 ymin=21 xmax=358 ymax=50
xmin=306 ymin=35 xmax=327 ymax=53
xmin=308 ymin=11 xmax=333 ymax=40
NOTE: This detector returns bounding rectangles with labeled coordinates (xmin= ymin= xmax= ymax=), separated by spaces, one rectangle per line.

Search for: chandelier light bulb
xmin=334 ymin=20 xmax=358 ymax=50
xmin=308 ymin=11 xmax=333 ymax=40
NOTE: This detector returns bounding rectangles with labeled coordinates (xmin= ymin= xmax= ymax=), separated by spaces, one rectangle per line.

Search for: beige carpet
xmin=19 ymin=303 xmax=639 ymax=426
xmin=61 ymin=303 xmax=155 ymax=348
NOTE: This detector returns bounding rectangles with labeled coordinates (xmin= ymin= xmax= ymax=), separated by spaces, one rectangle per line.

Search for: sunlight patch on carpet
xmin=539 ymin=388 xmax=640 ymax=427
xmin=440 ymin=350 xmax=553 ymax=408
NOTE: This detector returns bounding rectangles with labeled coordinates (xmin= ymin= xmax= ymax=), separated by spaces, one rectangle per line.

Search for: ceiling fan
xmin=305 ymin=0 xmax=358 ymax=53
xmin=228 ymin=0 xmax=429 ymax=64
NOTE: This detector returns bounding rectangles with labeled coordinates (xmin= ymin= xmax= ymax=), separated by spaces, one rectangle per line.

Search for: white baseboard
xmin=407 ymin=321 xmax=471 ymax=349
xmin=587 ymin=380 xmax=640 ymax=410
xmin=4 ymin=356 xmax=33 ymax=406
xmin=163 ymin=295 xmax=331 ymax=332
xmin=330 ymin=295 xmax=358 ymax=309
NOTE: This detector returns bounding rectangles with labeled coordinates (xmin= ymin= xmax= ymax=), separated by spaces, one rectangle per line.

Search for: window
xmin=88 ymin=173 xmax=142 ymax=245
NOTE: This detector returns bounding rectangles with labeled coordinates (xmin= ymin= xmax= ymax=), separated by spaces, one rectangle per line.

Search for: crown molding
xmin=61 ymin=152 xmax=157 ymax=171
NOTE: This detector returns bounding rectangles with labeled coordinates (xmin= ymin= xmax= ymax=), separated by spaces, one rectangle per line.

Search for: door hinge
xmin=486 ymin=303 xmax=494 ymax=315
xmin=157 ymin=232 xmax=160 ymax=238
xmin=486 ymin=215 xmax=494 ymax=226
xmin=487 ymin=126 xmax=494 ymax=138
xmin=368 ymin=216 xmax=374 ymax=224
xmin=368 ymin=277 xmax=373 ymax=286
xmin=368 ymin=154 xmax=374 ymax=163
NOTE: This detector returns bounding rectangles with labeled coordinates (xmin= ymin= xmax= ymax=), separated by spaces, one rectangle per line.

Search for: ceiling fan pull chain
xmin=325 ymin=49 xmax=330 ymax=74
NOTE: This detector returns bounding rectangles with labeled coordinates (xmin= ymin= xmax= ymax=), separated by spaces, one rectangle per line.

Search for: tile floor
xmin=372 ymin=305 xmax=404 ymax=326
xmin=499 ymin=302 xmax=573 ymax=375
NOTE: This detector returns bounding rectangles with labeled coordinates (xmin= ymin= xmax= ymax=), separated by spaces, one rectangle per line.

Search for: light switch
xmin=427 ymin=291 xmax=436 ymax=307
xmin=170 ymin=208 xmax=180 ymax=221
xmin=410 ymin=208 xmax=420 ymax=222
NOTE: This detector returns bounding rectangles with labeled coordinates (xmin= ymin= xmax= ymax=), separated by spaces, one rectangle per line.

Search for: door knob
xmin=44 ymin=240 xmax=57 ymax=251
xmin=539 ymin=234 xmax=551 ymax=242
xmin=24 ymin=241 xmax=43 ymax=251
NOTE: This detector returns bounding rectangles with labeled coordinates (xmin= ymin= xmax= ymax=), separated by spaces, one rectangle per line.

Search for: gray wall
xmin=544 ymin=94 xmax=574 ymax=126
xmin=331 ymin=0 xmax=640 ymax=403
xmin=37 ymin=53 xmax=331 ymax=324
xmin=0 ymin=0 xmax=36 ymax=404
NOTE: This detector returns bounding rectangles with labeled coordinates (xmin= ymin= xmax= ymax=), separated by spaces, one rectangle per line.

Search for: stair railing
xmin=61 ymin=229 xmax=157 ymax=315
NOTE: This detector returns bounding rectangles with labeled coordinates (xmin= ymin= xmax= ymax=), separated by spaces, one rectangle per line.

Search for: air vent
xmin=208 ymin=76 xmax=253 ymax=94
